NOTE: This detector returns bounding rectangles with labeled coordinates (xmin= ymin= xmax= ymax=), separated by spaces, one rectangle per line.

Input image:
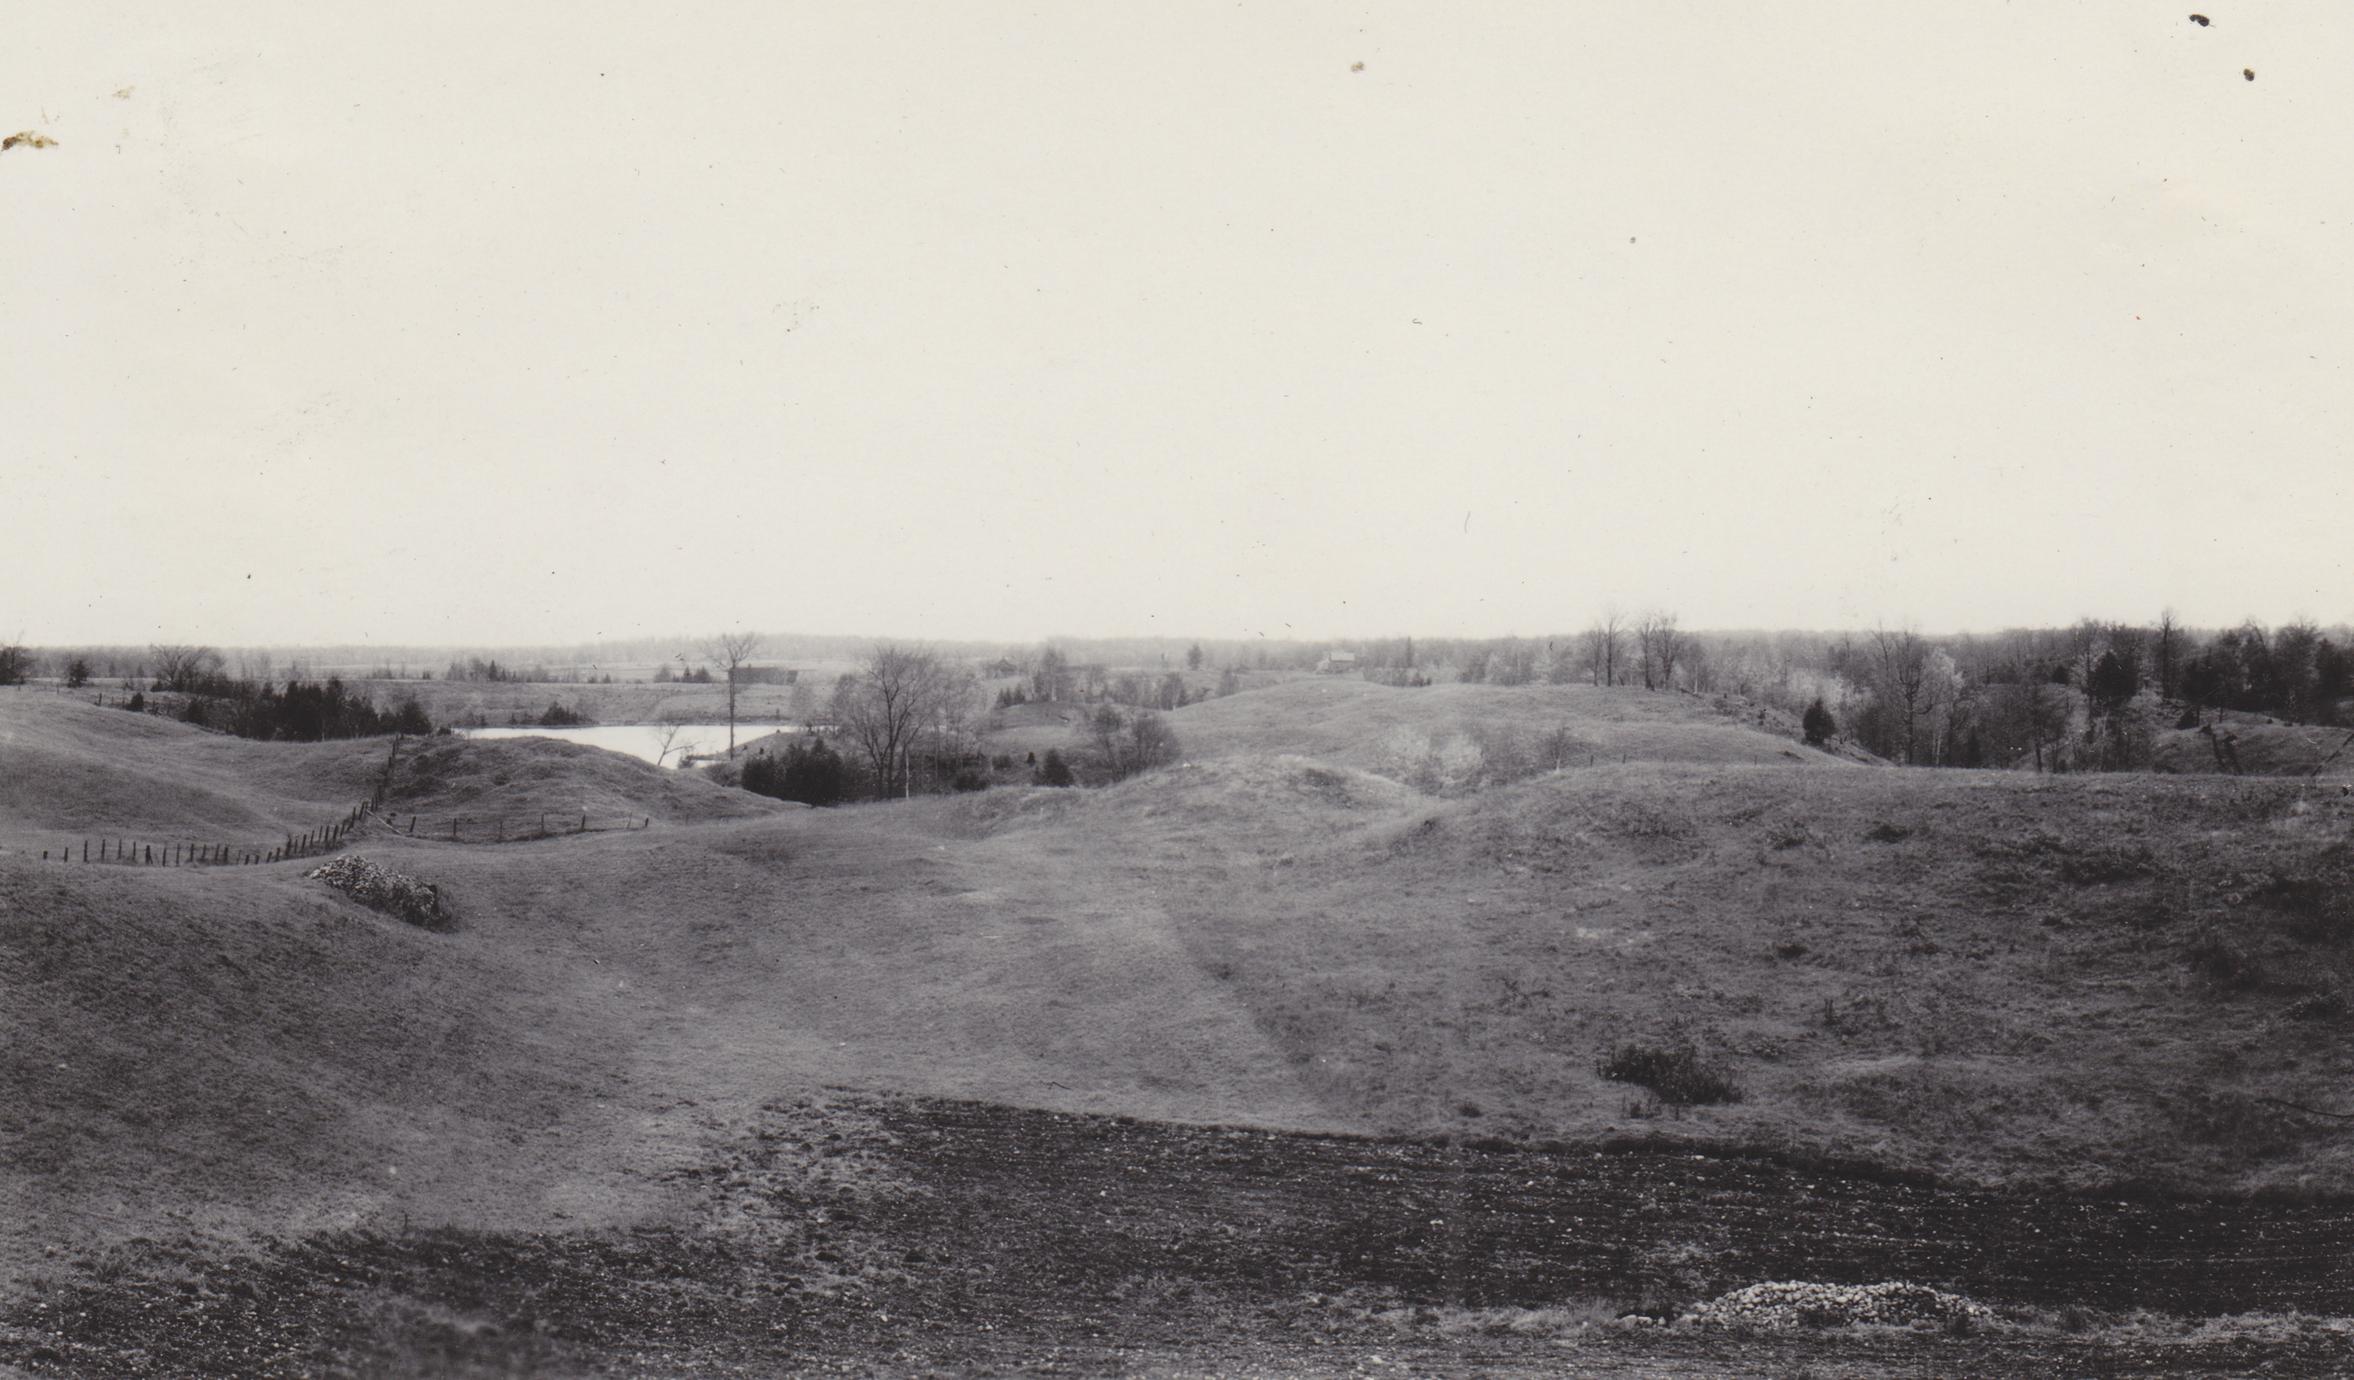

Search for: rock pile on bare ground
xmin=306 ymin=855 xmax=448 ymax=930
xmin=1686 ymin=1281 xmax=1994 ymax=1332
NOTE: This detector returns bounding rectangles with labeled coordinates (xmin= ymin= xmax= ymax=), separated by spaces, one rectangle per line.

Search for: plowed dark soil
xmin=6 ymin=1095 xmax=2349 ymax=1378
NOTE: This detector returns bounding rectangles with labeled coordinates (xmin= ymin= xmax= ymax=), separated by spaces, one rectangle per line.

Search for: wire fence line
xmin=35 ymin=802 xmax=370 ymax=868
xmin=22 ymin=802 xmax=654 ymax=867
xmin=361 ymin=806 xmax=652 ymax=843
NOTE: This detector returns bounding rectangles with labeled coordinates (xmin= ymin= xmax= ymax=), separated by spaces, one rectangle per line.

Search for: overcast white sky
xmin=3 ymin=3 xmax=2347 ymax=647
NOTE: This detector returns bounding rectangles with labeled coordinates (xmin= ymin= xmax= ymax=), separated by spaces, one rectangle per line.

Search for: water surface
xmin=457 ymin=722 xmax=794 ymax=767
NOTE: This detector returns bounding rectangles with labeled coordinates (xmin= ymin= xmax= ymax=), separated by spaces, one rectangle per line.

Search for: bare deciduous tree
xmin=149 ymin=645 xmax=223 ymax=693
xmin=1868 ymin=626 xmax=1959 ymax=765
xmin=831 ymin=644 xmax=967 ymax=799
xmin=1585 ymin=610 xmax=1627 ymax=686
xmin=1634 ymin=612 xmax=1687 ymax=692
xmin=707 ymin=630 xmax=763 ymax=758
xmin=2154 ymin=607 xmax=2182 ymax=701
xmin=1032 ymin=646 xmax=1072 ymax=703
xmin=652 ymin=720 xmax=700 ymax=770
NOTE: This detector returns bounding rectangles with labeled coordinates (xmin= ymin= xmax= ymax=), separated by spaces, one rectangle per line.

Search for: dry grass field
xmin=4 ymin=685 xmax=2351 ymax=1376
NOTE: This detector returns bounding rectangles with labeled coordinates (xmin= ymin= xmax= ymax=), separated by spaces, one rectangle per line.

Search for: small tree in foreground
xmin=1802 ymin=698 xmax=1837 ymax=746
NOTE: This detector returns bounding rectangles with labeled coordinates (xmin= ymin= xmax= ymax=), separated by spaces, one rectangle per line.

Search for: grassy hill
xmin=1170 ymin=679 xmax=1851 ymax=772
xmin=6 ymin=684 xmax=2353 ymax=1370
xmin=2153 ymin=720 xmax=2354 ymax=778
xmin=979 ymin=679 xmax=1878 ymax=791
xmin=0 ymin=699 xmax=383 ymax=843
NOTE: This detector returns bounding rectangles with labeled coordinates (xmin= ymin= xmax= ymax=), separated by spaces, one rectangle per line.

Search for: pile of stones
xmin=307 ymin=854 xmax=449 ymax=930
xmin=1684 ymin=1281 xmax=1994 ymax=1332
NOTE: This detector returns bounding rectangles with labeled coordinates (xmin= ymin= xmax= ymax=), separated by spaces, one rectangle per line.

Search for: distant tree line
xmin=733 ymin=643 xmax=1187 ymax=805
xmin=172 ymin=676 xmax=435 ymax=742
xmin=110 ymin=644 xmax=433 ymax=741
xmin=1382 ymin=614 xmax=2349 ymax=773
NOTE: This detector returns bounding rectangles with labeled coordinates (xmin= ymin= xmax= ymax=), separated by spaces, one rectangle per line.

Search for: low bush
xmin=2183 ymin=929 xmax=2271 ymax=991
xmin=1597 ymin=1041 xmax=1742 ymax=1105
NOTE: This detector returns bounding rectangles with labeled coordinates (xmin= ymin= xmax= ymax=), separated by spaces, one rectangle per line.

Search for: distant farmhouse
xmin=1315 ymin=650 xmax=1359 ymax=675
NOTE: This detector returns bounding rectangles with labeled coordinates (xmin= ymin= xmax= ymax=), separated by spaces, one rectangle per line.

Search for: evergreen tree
xmin=1802 ymin=697 xmax=1837 ymax=746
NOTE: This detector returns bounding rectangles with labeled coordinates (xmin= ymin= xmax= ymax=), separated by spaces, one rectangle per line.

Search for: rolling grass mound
xmin=0 ymin=851 xmax=637 ymax=1279
xmin=1162 ymin=763 xmax=2354 ymax=1193
xmin=382 ymin=734 xmax=781 ymax=827
xmin=0 ymin=697 xmax=382 ymax=845
xmin=1169 ymin=679 xmax=1863 ymax=787
xmin=2153 ymin=722 xmax=2354 ymax=778
xmin=0 ymin=696 xmax=775 ymax=859
xmin=954 ymin=755 xmax=1415 ymax=847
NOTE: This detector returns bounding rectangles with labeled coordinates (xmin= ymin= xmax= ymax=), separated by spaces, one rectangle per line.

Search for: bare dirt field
xmin=8 ymin=1094 xmax=2350 ymax=1377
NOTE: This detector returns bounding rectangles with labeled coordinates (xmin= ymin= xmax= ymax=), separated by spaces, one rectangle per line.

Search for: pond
xmin=457 ymin=722 xmax=799 ymax=767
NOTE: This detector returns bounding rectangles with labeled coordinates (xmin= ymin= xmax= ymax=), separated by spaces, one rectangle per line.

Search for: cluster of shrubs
xmin=739 ymin=735 xmax=852 ymax=807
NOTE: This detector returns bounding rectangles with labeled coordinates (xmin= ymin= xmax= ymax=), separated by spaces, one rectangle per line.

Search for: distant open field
xmin=349 ymin=675 xmax=843 ymax=729
xmin=5 ymin=684 xmax=2351 ymax=1375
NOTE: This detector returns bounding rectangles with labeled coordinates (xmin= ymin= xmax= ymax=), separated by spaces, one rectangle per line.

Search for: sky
xmin=3 ymin=3 xmax=2348 ymax=647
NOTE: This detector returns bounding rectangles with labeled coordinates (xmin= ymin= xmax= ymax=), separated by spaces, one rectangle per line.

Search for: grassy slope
xmin=378 ymin=733 xmax=782 ymax=825
xmin=0 ymin=703 xmax=383 ymax=844
xmin=1165 ymin=678 xmax=1875 ymax=772
xmin=2153 ymin=721 xmax=2354 ymax=778
xmin=1104 ymin=761 xmax=2354 ymax=1193
xmin=6 ymin=684 xmax=2353 ymax=1292
xmin=0 ymin=699 xmax=777 ymax=854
